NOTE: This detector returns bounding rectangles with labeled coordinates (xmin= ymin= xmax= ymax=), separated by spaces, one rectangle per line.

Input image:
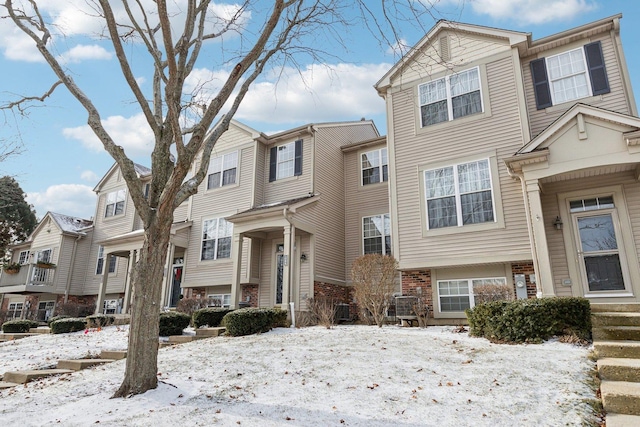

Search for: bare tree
xmin=351 ymin=254 xmax=398 ymax=327
xmin=1 ymin=0 xmax=453 ymax=397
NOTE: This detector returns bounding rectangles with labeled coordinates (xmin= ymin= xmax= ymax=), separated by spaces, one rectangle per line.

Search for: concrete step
xmin=168 ymin=335 xmax=194 ymax=344
xmin=159 ymin=342 xmax=177 ymax=348
xmin=3 ymin=369 xmax=74 ymax=384
xmin=598 ymin=358 xmax=640 ymax=382
xmin=591 ymin=304 xmax=640 ymax=313
xmin=28 ymin=327 xmax=51 ymax=334
xmin=592 ymin=312 xmax=640 ymax=327
xmin=100 ymin=350 xmax=127 ymax=360
xmin=601 ymin=381 xmax=640 ymax=416
xmin=594 ymin=341 xmax=640 ymax=359
xmin=0 ymin=333 xmax=36 ymax=341
xmin=0 ymin=381 xmax=19 ymax=389
xmin=57 ymin=359 xmax=115 ymax=371
xmin=592 ymin=326 xmax=640 ymax=341
xmin=606 ymin=413 xmax=640 ymax=427
xmin=195 ymin=327 xmax=226 ymax=337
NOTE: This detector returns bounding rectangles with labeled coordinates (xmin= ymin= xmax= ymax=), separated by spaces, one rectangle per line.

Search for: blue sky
xmin=0 ymin=0 xmax=638 ymax=220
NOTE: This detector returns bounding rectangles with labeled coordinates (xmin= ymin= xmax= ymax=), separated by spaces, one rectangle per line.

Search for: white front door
xmin=570 ymin=197 xmax=631 ymax=295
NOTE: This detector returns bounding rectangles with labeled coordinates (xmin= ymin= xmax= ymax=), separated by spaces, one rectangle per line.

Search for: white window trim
xmin=8 ymin=302 xmax=24 ymax=319
xmin=207 ymin=151 xmax=239 ymax=190
xmin=200 ymin=217 xmax=233 ymax=261
xmin=276 ymin=141 xmax=296 ymax=180
xmin=361 ymin=148 xmax=388 ymax=186
xmin=96 ymin=246 xmax=117 ymax=275
xmin=418 ymin=151 xmax=505 ymax=237
xmin=104 ymin=189 xmax=127 ymax=218
xmin=437 ymin=277 xmax=507 ymax=313
xmin=418 ymin=66 xmax=484 ymax=128
xmin=36 ymin=248 xmax=52 ymax=263
xmin=545 ymin=47 xmax=592 ymax=106
xmin=18 ymin=250 xmax=30 ymax=265
xmin=362 ymin=214 xmax=391 ymax=255
xmin=207 ymin=294 xmax=231 ymax=308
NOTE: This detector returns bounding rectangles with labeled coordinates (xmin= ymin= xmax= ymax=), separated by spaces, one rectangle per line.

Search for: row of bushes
xmin=159 ymin=307 xmax=288 ymax=337
xmin=465 ymin=297 xmax=591 ymax=343
xmin=2 ymin=317 xmax=88 ymax=334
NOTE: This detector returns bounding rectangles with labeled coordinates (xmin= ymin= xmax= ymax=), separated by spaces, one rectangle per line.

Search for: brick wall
xmin=401 ymin=270 xmax=434 ymax=318
xmin=241 ymin=284 xmax=259 ymax=307
xmin=313 ymin=281 xmax=353 ymax=303
xmin=511 ymin=262 xmax=537 ymax=298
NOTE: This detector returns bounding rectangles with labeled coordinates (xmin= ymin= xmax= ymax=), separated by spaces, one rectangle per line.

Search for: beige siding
xmin=254 ymin=144 xmax=266 ymax=207
xmin=391 ymin=55 xmax=531 ymax=267
xmin=259 ymin=237 xmax=275 ymax=306
xmin=343 ymin=143 xmax=390 ymax=280
xmin=391 ymin=31 xmax=511 ymax=86
xmin=542 ymin=171 xmax=640 ymax=297
xmin=523 ymin=34 xmax=631 ymax=138
xmin=67 ymin=232 xmax=93 ymax=295
xmin=263 ymin=137 xmax=312 ymax=205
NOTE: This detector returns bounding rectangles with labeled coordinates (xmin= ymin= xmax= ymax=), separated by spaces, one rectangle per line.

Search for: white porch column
xmin=95 ymin=253 xmax=110 ymax=314
xmin=525 ymin=180 xmax=556 ymax=297
xmin=122 ymin=249 xmax=136 ymax=314
xmin=282 ymin=225 xmax=292 ymax=307
xmin=230 ymin=232 xmax=244 ymax=308
xmin=161 ymin=243 xmax=175 ymax=307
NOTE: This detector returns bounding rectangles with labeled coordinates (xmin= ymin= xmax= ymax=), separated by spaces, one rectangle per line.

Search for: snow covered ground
xmin=0 ymin=325 xmax=596 ymax=426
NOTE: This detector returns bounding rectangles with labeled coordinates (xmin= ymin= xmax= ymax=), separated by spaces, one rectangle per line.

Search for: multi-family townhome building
xmin=375 ymin=14 xmax=640 ymax=323
xmin=1 ymin=119 xmax=380 ymax=320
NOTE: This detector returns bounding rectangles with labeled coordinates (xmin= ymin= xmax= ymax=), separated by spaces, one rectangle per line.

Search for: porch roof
xmin=227 ymin=195 xmax=318 ymax=223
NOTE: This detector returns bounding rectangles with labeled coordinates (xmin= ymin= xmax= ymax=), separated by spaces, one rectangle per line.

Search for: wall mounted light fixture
xmin=553 ymin=216 xmax=563 ymax=230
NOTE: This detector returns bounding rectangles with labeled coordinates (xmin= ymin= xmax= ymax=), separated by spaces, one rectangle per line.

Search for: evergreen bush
xmin=466 ymin=297 xmax=591 ymax=343
xmin=192 ymin=307 xmax=234 ymax=328
xmin=50 ymin=318 xmax=87 ymax=334
xmin=159 ymin=311 xmax=191 ymax=336
xmin=222 ymin=307 xmax=288 ymax=337
xmin=2 ymin=319 xmax=39 ymax=333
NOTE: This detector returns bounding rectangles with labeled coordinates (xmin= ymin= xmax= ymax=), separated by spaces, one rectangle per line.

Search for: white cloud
xmin=63 ymin=113 xmax=154 ymax=157
xmin=234 ymin=63 xmax=390 ymax=124
xmin=1 ymin=30 xmax=43 ymax=62
xmin=57 ymin=44 xmax=112 ymax=64
xmin=80 ymin=170 xmax=98 ymax=182
xmin=387 ymin=39 xmax=410 ymax=56
xmin=467 ymin=0 xmax=598 ymax=25
xmin=27 ymin=184 xmax=96 ymax=219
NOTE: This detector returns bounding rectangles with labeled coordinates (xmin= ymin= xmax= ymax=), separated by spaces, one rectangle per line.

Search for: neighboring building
xmin=2 ymin=15 xmax=639 ymax=325
xmin=375 ymin=14 xmax=640 ymax=322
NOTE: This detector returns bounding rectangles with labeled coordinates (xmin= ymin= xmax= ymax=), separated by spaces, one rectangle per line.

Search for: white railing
xmin=0 ymin=263 xmax=56 ymax=288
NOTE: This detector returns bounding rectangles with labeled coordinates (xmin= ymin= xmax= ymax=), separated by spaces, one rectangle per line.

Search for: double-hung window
xmin=438 ymin=277 xmax=506 ymax=312
xmin=8 ymin=302 xmax=24 ymax=320
xmin=361 ymin=148 xmax=388 ymax=185
xmin=419 ymin=67 xmax=482 ymax=127
xmin=269 ymin=140 xmax=303 ymax=182
xmin=18 ymin=250 xmax=30 ymax=265
xmin=96 ymin=245 xmax=117 ymax=275
xmin=530 ymin=41 xmax=610 ymax=109
xmin=105 ymin=189 xmax=126 ymax=217
xmin=207 ymin=151 xmax=238 ymax=189
xmin=201 ymin=217 xmax=233 ymax=260
xmin=208 ymin=294 xmax=231 ymax=308
xmin=424 ymin=159 xmax=494 ymax=229
xmin=363 ymin=214 xmax=391 ymax=255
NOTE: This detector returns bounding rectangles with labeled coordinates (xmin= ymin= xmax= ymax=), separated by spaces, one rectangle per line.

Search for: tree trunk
xmin=113 ymin=209 xmax=173 ymax=398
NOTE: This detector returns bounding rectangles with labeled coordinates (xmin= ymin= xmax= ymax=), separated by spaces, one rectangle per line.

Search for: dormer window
xmin=419 ymin=67 xmax=483 ymax=127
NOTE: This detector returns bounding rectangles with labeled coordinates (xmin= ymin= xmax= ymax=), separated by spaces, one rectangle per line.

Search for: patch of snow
xmin=0 ymin=325 xmax=596 ymax=426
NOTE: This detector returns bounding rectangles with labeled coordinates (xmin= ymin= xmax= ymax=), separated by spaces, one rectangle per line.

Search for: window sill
xmin=270 ymin=175 xmax=300 ymax=184
xmin=199 ymin=258 xmax=233 ymax=264
xmin=206 ymin=182 xmax=240 ymax=193
xmin=423 ymin=220 xmax=504 ymax=238
xmin=543 ymin=94 xmax=604 ymax=113
xmin=416 ymin=111 xmax=489 ymax=135
xmin=359 ymin=181 xmax=389 ymax=191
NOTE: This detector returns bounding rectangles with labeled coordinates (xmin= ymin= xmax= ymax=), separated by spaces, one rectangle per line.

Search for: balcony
xmin=0 ymin=264 xmax=56 ymax=293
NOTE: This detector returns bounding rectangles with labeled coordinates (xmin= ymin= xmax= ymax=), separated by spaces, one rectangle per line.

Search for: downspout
xmin=64 ymin=234 xmax=83 ymax=303
xmin=508 ymin=167 xmax=542 ymax=298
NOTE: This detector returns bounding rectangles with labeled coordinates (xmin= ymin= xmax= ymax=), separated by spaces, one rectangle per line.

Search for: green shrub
xmin=466 ymin=297 xmax=591 ymax=343
xmin=50 ymin=318 xmax=87 ymax=334
xmin=159 ymin=311 xmax=191 ymax=336
xmin=192 ymin=307 xmax=234 ymax=328
xmin=86 ymin=314 xmax=115 ymax=328
xmin=2 ymin=319 xmax=39 ymax=333
xmin=222 ymin=307 xmax=288 ymax=337
xmin=47 ymin=315 xmax=71 ymax=326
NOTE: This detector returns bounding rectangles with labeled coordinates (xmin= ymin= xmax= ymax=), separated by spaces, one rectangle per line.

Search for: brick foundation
xmin=241 ymin=284 xmax=259 ymax=307
xmin=401 ymin=270 xmax=434 ymax=318
xmin=511 ymin=262 xmax=537 ymax=298
xmin=314 ymin=281 xmax=356 ymax=318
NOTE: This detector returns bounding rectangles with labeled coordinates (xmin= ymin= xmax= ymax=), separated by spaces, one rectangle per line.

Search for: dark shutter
xmin=294 ymin=139 xmax=303 ymax=176
xmin=269 ymin=146 xmax=277 ymax=182
xmin=530 ymin=58 xmax=552 ymax=109
xmin=584 ymin=41 xmax=610 ymax=96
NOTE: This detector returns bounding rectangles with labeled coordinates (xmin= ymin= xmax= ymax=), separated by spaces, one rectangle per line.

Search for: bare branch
xmin=1 ymin=81 xmax=62 ymax=114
